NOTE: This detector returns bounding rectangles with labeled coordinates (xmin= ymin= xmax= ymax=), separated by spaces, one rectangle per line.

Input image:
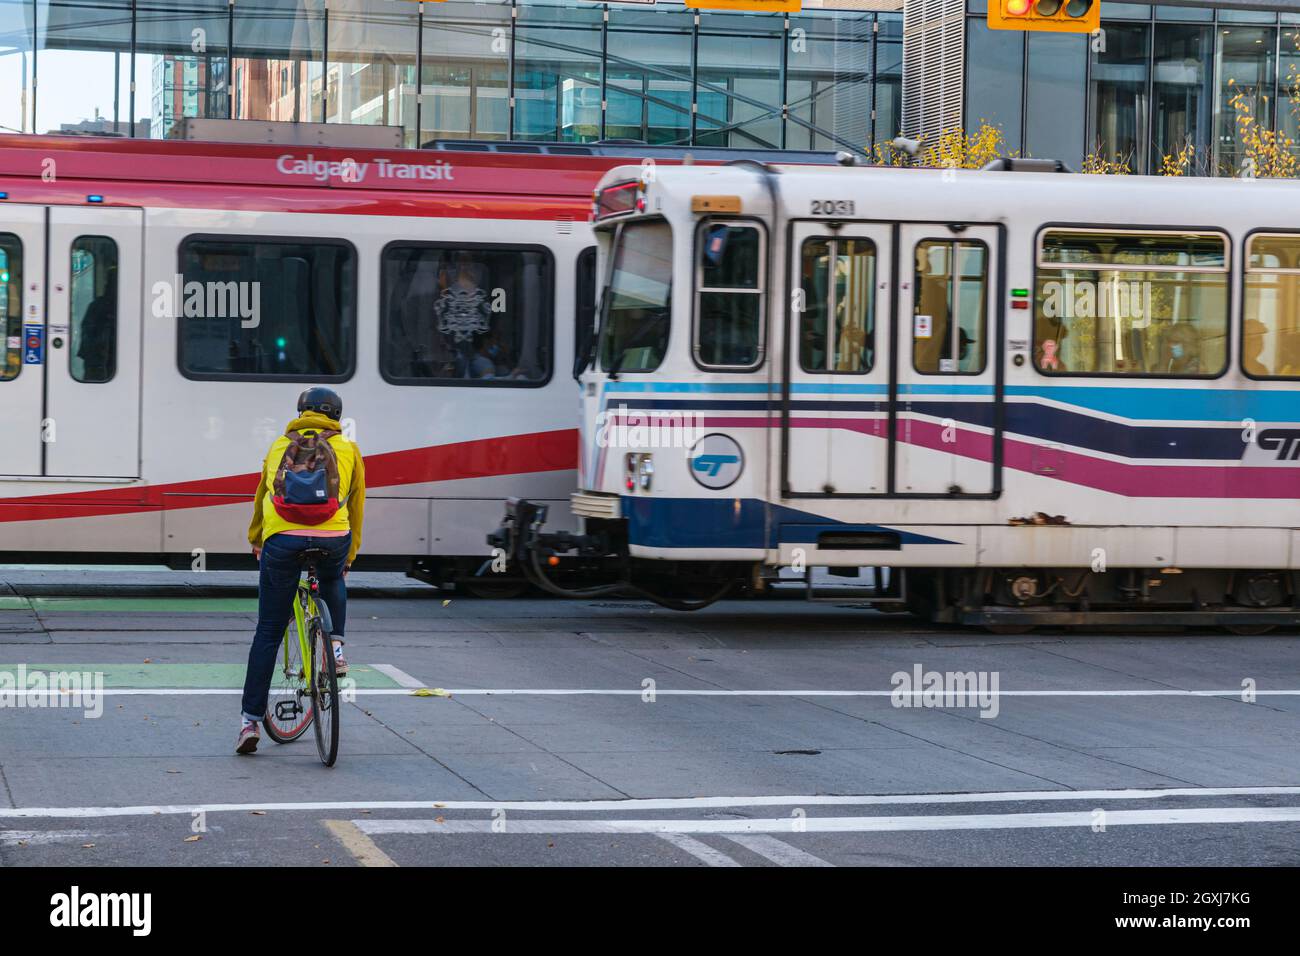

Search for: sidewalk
xmin=0 ymin=565 xmax=438 ymax=599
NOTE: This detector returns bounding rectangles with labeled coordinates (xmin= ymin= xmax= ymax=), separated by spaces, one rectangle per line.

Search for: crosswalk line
xmin=724 ymin=834 xmax=834 ymax=867
xmin=658 ymin=832 xmax=742 ymax=867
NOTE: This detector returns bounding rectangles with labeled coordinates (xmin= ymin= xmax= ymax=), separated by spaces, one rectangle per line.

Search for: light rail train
xmin=497 ymin=158 xmax=1300 ymax=630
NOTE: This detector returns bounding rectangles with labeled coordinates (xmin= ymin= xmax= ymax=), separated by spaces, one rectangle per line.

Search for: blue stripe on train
xmin=606 ymin=381 xmax=1297 ymax=423
xmin=620 ymin=497 xmax=956 ymax=550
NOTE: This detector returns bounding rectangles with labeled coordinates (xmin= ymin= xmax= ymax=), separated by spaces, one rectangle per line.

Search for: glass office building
xmin=0 ymin=0 xmax=902 ymax=155
xmin=3 ymin=0 xmax=1298 ymax=175
xmin=965 ymin=1 xmax=1300 ymax=175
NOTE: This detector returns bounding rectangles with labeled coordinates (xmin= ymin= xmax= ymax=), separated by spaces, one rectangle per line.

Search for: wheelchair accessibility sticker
xmin=688 ymin=433 xmax=744 ymax=490
xmin=22 ymin=324 xmax=43 ymax=364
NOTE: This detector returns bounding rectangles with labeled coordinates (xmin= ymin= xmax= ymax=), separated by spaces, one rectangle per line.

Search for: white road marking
xmin=725 ymin=834 xmax=835 ymax=867
xmin=350 ymin=805 xmax=1300 ymax=835
xmin=6 ymin=687 xmax=1300 ymax=698
xmin=368 ymin=665 xmax=425 ymax=689
xmin=657 ymin=833 xmax=742 ymax=867
xmin=324 ymin=819 xmax=399 ymax=868
xmin=5 ymin=786 xmax=1300 ymax=820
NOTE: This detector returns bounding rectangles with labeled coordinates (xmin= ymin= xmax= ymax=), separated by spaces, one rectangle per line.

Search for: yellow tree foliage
xmin=1159 ymin=141 xmax=1195 ymax=177
xmin=1081 ymin=146 xmax=1131 ymax=175
xmin=1228 ymin=79 xmax=1297 ymax=179
xmin=871 ymin=121 xmax=1010 ymax=169
xmin=920 ymin=122 xmax=1008 ymax=170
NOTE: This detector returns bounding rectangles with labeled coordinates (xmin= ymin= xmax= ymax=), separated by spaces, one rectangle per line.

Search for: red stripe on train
xmin=0 ymin=429 xmax=578 ymax=524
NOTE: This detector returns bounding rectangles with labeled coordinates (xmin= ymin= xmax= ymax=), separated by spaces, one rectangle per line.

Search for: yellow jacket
xmin=247 ymin=411 xmax=366 ymax=565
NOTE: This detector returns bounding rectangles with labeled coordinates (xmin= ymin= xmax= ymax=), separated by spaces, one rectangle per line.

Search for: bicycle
xmin=262 ymin=548 xmax=340 ymax=767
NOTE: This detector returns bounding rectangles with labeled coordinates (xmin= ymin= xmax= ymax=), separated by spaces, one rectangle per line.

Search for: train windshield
xmin=599 ymin=220 xmax=673 ymax=374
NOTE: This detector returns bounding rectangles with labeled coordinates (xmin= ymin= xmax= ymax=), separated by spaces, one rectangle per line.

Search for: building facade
xmin=961 ymin=1 xmax=1300 ymax=175
xmin=0 ymin=0 xmax=1296 ymax=174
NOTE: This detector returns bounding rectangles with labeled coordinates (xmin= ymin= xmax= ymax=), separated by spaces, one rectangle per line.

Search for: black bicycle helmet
xmin=297 ymin=386 xmax=343 ymax=420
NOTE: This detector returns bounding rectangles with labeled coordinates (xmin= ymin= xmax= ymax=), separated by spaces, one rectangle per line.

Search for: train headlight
xmin=638 ymin=455 xmax=654 ymax=491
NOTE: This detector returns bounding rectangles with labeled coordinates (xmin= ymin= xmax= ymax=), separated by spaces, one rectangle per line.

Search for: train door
xmin=44 ymin=207 xmax=143 ymax=477
xmin=783 ymin=221 xmax=892 ymax=495
xmin=0 ymin=206 xmax=46 ymax=476
xmin=893 ymin=224 xmax=1001 ymax=496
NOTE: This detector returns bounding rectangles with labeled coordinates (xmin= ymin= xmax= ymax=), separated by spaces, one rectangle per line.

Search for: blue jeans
xmin=241 ymin=532 xmax=350 ymax=723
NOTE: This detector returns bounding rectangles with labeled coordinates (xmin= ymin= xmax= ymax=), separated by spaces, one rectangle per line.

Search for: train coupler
xmin=486 ymin=497 xmax=614 ymax=571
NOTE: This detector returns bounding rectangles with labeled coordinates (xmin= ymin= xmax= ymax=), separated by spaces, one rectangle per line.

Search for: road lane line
xmin=352 ymin=806 xmax=1300 ymax=835
xmin=657 ymin=833 xmax=742 ymax=867
xmin=324 ymin=819 xmax=399 ymax=868
xmin=0 ymin=829 xmax=95 ymax=847
xmin=6 ymin=687 xmax=1300 ymax=698
xmin=6 ymin=786 xmax=1300 ymax=819
xmin=369 ymin=665 xmax=425 ymax=689
xmin=725 ymin=834 xmax=834 ymax=867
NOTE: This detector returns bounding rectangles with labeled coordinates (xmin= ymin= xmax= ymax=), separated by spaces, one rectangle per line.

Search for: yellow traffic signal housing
xmin=988 ymin=0 xmax=1099 ymax=34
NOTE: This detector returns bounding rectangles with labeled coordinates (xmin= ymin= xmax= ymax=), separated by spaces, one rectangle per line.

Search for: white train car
xmin=0 ymin=134 xmax=624 ymax=585
xmin=498 ymin=159 xmax=1300 ymax=630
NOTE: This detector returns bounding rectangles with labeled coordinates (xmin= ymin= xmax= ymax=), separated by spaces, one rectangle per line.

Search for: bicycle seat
xmin=297 ymin=547 xmax=331 ymax=567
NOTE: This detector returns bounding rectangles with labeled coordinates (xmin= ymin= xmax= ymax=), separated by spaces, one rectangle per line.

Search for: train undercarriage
xmin=486 ymin=498 xmax=1300 ymax=633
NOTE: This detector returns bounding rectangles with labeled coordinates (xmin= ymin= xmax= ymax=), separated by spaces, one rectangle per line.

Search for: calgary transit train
xmin=495 ymin=158 xmax=1300 ymax=631
xmin=0 ymin=132 xmax=835 ymax=590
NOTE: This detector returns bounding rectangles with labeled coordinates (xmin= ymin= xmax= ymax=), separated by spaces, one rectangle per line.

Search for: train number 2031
xmin=810 ymin=199 xmax=856 ymax=216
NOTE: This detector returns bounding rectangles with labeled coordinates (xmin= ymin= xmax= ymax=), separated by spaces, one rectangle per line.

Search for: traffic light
xmin=988 ymin=0 xmax=1098 ymax=34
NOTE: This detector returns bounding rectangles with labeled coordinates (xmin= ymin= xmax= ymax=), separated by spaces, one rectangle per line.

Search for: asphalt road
xmin=1 ymin=569 xmax=1298 ymax=867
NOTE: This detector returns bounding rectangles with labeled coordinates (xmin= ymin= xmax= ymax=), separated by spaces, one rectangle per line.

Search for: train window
xmin=380 ymin=244 xmax=552 ymax=387
xmin=600 ymin=220 xmax=672 ymax=374
xmin=69 ymin=236 xmax=117 ymax=384
xmin=695 ymin=221 xmax=764 ymax=370
xmin=799 ymin=237 xmax=876 ymax=374
xmin=1035 ymin=229 xmax=1228 ymax=377
xmin=177 ymin=237 xmax=355 ymax=381
xmin=1243 ymin=233 xmax=1300 ymax=379
xmin=0 ymin=235 xmax=20 ymax=382
xmin=576 ymin=246 xmax=598 ymax=365
xmin=913 ymin=240 xmax=987 ymax=375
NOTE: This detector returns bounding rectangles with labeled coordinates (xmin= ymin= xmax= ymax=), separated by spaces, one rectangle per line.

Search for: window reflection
xmin=0 ymin=235 xmax=21 ymax=381
xmin=515 ymin=0 xmax=601 ymax=142
xmin=787 ymin=11 xmax=874 ymax=151
xmin=35 ymin=0 xmax=133 ymax=135
xmin=140 ymin=0 xmax=230 ymax=138
xmin=70 ymin=235 xmax=117 ymax=383
xmin=1090 ymin=22 xmax=1150 ymax=173
xmin=800 ymin=237 xmax=875 ymax=374
xmin=179 ymin=237 xmax=355 ymax=379
xmin=1151 ymin=23 xmax=1212 ymax=175
xmin=231 ymin=0 xmax=325 ymax=124
xmin=1214 ymin=25 xmax=1276 ymax=175
xmin=419 ymin=1 xmax=509 ymax=144
xmin=382 ymin=245 xmax=551 ymax=386
xmin=606 ymin=8 xmax=693 ymax=145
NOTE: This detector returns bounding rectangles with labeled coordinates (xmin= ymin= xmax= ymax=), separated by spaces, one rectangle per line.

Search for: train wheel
xmin=984 ymin=624 xmax=1037 ymax=635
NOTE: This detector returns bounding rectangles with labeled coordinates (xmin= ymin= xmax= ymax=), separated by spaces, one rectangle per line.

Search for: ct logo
xmin=688 ymin=434 xmax=744 ymax=490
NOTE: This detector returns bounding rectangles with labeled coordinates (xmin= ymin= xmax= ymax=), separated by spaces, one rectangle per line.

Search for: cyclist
xmin=237 ymin=387 xmax=365 ymax=755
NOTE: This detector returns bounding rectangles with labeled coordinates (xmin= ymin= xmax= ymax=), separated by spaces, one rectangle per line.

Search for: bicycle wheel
xmin=263 ymin=621 xmax=314 ymax=743
xmin=311 ymin=620 xmax=340 ymax=767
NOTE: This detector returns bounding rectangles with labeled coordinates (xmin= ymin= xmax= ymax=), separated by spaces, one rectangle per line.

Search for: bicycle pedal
xmin=274 ymin=699 xmax=304 ymax=721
